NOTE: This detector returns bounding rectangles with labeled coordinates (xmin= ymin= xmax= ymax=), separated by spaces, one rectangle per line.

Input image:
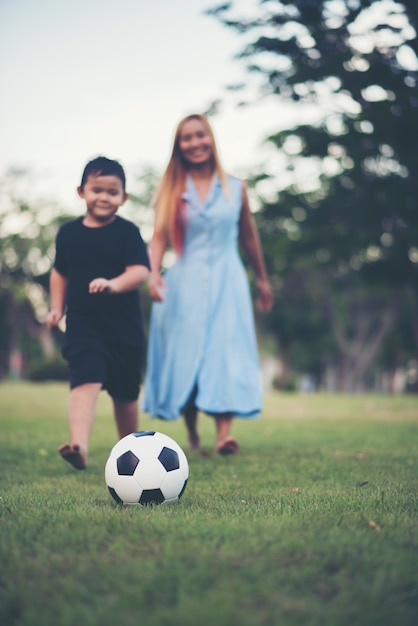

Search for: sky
xmin=0 ymin=0 xmax=292 ymax=211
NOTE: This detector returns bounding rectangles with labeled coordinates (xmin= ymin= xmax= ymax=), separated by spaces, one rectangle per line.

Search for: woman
xmin=142 ymin=114 xmax=273 ymax=454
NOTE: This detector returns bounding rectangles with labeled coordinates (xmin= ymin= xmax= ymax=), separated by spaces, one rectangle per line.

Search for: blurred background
xmin=1 ymin=0 xmax=417 ymax=394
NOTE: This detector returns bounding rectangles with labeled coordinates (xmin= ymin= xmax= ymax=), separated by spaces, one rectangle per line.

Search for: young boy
xmin=47 ymin=156 xmax=150 ymax=470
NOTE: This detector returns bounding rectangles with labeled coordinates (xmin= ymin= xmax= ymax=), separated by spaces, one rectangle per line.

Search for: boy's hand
xmin=47 ymin=309 xmax=63 ymax=328
xmin=89 ymin=278 xmax=115 ymax=294
xmin=89 ymin=267 xmax=148 ymax=295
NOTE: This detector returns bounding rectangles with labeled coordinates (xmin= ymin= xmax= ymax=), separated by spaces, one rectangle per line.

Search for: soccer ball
xmin=105 ymin=431 xmax=189 ymax=505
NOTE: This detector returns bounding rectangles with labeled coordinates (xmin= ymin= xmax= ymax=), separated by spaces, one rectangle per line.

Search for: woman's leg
xmin=184 ymin=403 xmax=200 ymax=449
xmin=214 ymin=413 xmax=233 ymax=444
xmin=183 ymin=386 xmax=200 ymax=449
xmin=214 ymin=413 xmax=239 ymax=455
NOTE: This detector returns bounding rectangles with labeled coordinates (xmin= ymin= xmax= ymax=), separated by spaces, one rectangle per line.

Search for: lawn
xmin=0 ymin=383 xmax=417 ymax=626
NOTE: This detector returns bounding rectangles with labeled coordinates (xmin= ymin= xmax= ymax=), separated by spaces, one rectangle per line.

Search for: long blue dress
xmin=142 ymin=174 xmax=262 ymax=420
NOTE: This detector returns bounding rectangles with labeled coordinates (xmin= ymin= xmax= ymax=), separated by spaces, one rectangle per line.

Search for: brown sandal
xmin=216 ymin=437 xmax=239 ymax=456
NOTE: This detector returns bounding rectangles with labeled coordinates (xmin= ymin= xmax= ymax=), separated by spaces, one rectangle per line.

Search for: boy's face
xmin=77 ymin=173 xmax=128 ymax=226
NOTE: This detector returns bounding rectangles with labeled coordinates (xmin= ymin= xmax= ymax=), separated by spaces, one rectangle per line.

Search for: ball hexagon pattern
xmin=105 ymin=431 xmax=189 ymax=505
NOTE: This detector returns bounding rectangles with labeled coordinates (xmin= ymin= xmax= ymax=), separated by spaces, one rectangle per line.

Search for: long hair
xmin=154 ymin=114 xmax=229 ymax=254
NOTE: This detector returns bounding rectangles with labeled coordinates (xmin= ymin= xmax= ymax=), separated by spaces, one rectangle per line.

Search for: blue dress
xmin=142 ymin=174 xmax=262 ymax=420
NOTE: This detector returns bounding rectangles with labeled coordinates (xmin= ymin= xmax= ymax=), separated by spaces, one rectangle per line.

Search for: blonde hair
xmin=154 ymin=114 xmax=229 ymax=251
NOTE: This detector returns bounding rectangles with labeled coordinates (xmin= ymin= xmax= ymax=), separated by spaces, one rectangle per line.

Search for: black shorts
xmin=63 ymin=341 xmax=144 ymax=402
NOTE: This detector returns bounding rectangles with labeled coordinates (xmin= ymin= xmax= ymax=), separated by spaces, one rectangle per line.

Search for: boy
xmin=47 ymin=156 xmax=150 ymax=470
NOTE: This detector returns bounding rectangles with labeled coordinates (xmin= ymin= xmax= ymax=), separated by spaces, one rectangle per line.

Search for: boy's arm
xmin=47 ymin=268 xmax=68 ymax=327
xmin=89 ymin=265 xmax=150 ymax=294
xmin=238 ymin=183 xmax=274 ymax=312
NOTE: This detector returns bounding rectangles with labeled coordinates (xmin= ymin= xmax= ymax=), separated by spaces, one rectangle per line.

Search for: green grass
xmin=0 ymin=383 xmax=417 ymax=626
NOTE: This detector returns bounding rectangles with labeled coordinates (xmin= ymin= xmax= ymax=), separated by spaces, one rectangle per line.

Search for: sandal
xmin=216 ymin=437 xmax=239 ymax=456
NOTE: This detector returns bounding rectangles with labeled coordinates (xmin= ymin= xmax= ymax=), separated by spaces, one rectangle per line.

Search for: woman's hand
xmin=149 ymin=272 xmax=167 ymax=301
xmin=255 ymin=278 xmax=273 ymax=312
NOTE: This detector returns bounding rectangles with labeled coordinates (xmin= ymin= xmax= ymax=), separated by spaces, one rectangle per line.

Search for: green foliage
xmin=208 ymin=1 xmax=418 ymax=388
xmin=26 ymin=356 xmax=69 ymax=382
xmin=119 ymin=165 xmax=159 ymax=235
xmin=0 ymin=169 xmax=75 ymax=378
xmin=1 ymin=383 xmax=417 ymax=626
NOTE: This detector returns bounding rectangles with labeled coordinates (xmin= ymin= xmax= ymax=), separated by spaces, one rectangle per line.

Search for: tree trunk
xmin=322 ymin=291 xmax=403 ymax=391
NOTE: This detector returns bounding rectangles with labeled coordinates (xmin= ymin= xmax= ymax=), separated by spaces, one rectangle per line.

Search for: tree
xmin=208 ymin=0 xmax=418 ymax=389
xmin=0 ymin=168 xmax=73 ymax=378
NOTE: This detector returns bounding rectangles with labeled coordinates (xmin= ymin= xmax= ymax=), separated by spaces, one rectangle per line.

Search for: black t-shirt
xmin=54 ymin=216 xmax=150 ymax=347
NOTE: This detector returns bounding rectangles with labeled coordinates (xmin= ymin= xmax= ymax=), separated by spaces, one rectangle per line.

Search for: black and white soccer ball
xmin=105 ymin=431 xmax=189 ymax=505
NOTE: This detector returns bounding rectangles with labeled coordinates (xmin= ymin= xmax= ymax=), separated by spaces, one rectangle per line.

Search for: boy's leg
xmin=59 ymin=382 xmax=101 ymax=469
xmin=113 ymin=398 xmax=139 ymax=439
xmin=106 ymin=343 xmax=143 ymax=440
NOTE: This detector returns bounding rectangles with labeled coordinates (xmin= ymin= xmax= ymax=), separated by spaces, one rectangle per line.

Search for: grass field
xmin=0 ymin=382 xmax=417 ymax=626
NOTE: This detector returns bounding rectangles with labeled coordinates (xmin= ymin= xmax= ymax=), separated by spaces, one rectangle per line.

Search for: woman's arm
xmin=147 ymin=227 xmax=169 ymax=301
xmin=238 ymin=183 xmax=274 ymax=312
